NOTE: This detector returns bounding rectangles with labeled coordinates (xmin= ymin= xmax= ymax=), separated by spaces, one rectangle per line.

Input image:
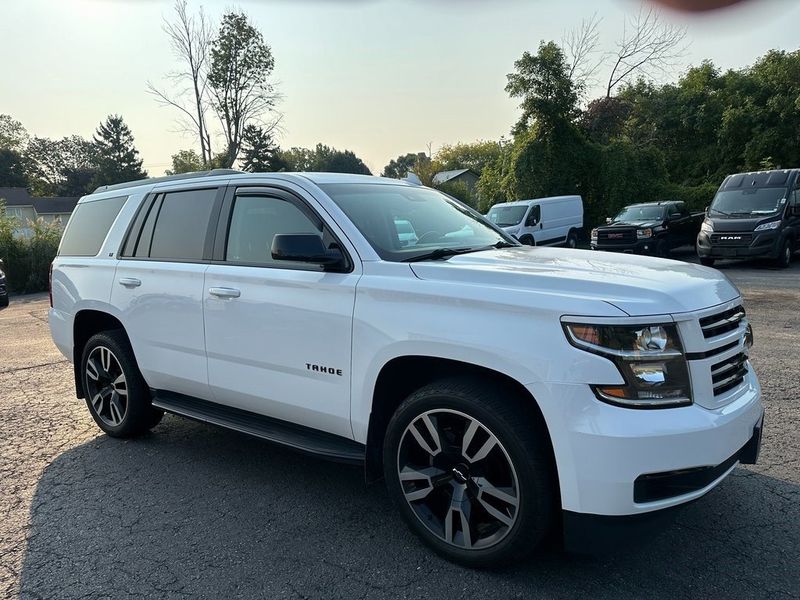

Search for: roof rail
xmin=92 ymin=169 xmax=243 ymax=194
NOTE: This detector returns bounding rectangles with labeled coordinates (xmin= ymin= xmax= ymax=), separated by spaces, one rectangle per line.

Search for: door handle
xmin=209 ymin=287 xmax=241 ymax=299
xmin=118 ymin=277 xmax=141 ymax=288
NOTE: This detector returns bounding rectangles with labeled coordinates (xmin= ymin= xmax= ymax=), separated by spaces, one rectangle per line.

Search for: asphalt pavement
xmin=0 ymin=260 xmax=797 ymax=599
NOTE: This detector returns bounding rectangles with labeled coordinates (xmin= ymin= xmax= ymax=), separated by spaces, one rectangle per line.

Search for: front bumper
xmin=697 ymin=231 xmax=779 ymax=259
xmin=591 ymin=239 xmax=657 ymax=254
xmin=528 ymin=368 xmax=763 ymax=517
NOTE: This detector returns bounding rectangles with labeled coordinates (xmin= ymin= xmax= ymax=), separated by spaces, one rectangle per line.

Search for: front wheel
xmin=700 ymin=256 xmax=716 ymax=267
xmin=383 ymin=378 xmax=556 ymax=567
xmin=520 ymin=235 xmax=535 ymax=246
xmin=776 ymin=238 xmax=793 ymax=269
xmin=81 ymin=331 xmax=163 ymax=438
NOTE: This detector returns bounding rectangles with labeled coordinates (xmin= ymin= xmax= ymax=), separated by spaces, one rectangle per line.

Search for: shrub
xmin=0 ymin=201 xmax=62 ymax=294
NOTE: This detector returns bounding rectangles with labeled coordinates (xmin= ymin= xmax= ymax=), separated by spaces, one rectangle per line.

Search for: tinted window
xmin=149 ymin=189 xmax=217 ymax=260
xmin=226 ymin=195 xmax=327 ymax=267
xmin=59 ymin=196 xmax=127 ymax=256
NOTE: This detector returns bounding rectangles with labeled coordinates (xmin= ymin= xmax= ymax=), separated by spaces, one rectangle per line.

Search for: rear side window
xmin=148 ymin=189 xmax=217 ymax=260
xmin=59 ymin=196 xmax=127 ymax=256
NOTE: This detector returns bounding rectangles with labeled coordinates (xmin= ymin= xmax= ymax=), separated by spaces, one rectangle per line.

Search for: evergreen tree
xmin=241 ymin=125 xmax=286 ymax=172
xmin=92 ymin=115 xmax=146 ymax=186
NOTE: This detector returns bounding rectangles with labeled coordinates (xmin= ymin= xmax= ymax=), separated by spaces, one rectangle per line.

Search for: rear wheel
xmin=383 ymin=378 xmax=556 ymax=567
xmin=776 ymin=238 xmax=792 ymax=269
xmin=566 ymin=230 xmax=578 ymax=249
xmin=700 ymin=256 xmax=715 ymax=267
xmin=81 ymin=331 xmax=162 ymax=438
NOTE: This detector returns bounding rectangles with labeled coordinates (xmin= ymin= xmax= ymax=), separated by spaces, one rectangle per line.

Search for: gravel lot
xmin=1 ymin=261 xmax=798 ymax=600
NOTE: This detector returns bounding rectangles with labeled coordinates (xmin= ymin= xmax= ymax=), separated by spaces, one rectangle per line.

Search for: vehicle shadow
xmin=18 ymin=416 xmax=799 ymax=599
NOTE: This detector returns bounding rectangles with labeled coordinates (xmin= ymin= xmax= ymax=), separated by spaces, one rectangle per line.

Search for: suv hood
xmin=409 ymin=247 xmax=739 ymax=316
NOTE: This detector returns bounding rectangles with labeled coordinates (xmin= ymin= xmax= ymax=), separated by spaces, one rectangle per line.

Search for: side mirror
xmin=704 ymin=206 xmax=709 ymax=214
xmin=271 ymin=234 xmax=345 ymax=269
xmin=792 ymin=205 xmax=800 ymax=217
xmin=605 ymin=217 xmax=613 ymax=224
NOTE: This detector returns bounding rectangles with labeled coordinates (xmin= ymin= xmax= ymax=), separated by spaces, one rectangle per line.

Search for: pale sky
xmin=1 ymin=0 xmax=799 ymax=176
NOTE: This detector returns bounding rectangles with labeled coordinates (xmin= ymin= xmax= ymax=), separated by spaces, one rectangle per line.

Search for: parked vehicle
xmin=50 ymin=171 xmax=763 ymax=567
xmin=0 ymin=259 xmax=8 ymax=309
xmin=486 ymin=196 xmax=583 ymax=248
xmin=591 ymin=201 xmax=704 ymax=256
xmin=697 ymin=169 xmax=800 ymax=268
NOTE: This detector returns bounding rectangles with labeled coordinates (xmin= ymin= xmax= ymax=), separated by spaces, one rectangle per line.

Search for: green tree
xmin=0 ymin=149 xmax=28 ymax=188
xmin=92 ymin=115 xmax=146 ymax=187
xmin=505 ymin=41 xmax=580 ymax=135
xmin=24 ymin=135 xmax=97 ymax=196
xmin=279 ymin=144 xmax=371 ymax=175
xmin=0 ymin=115 xmax=28 ymax=152
xmin=240 ymin=125 xmax=286 ymax=172
xmin=166 ymin=149 xmax=204 ymax=175
xmin=382 ymin=152 xmax=427 ymax=179
xmin=435 ymin=141 xmax=502 ymax=175
xmin=208 ymin=11 xmax=279 ymax=168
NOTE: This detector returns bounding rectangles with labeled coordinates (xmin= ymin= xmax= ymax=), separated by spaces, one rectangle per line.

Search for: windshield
xmin=486 ymin=205 xmax=528 ymax=227
xmin=710 ymin=187 xmax=787 ymax=217
xmin=319 ymin=183 xmax=516 ymax=262
xmin=614 ymin=206 xmax=665 ymax=222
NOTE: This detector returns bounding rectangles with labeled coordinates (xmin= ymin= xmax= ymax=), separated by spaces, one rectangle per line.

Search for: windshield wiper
xmin=709 ymin=208 xmax=733 ymax=217
xmin=403 ymin=247 xmax=476 ymax=262
xmin=491 ymin=240 xmax=517 ymax=248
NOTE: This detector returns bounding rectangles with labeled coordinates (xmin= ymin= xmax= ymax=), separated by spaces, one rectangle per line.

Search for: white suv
xmin=49 ymin=171 xmax=763 ymax=567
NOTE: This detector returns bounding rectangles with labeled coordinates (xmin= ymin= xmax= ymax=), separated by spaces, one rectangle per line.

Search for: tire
xmin=775 ymin=238 xmax=792 ymax=269
xmin=700 ymin=257 xmax=715 ymax=267
xmin=383 ymin=377 xmax=556 ymax=567
xmin=655 ymin=239 xmax=668 ymax=258
xmin=566 ymin=230 xmax=578 ymax=249
xmin=520 ymin=235 xmax=535 ymax=246
xmin=80 ymin=330 xmax=161 ymax=438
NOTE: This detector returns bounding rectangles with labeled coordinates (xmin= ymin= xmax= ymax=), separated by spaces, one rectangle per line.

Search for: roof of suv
xmin=91 ymin=171 xmax=414 ymax=196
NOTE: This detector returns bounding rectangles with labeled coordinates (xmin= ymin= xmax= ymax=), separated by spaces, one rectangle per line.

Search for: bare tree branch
xmin=148 ymin=0 xmax=214 ymax=165
xmin=606 ymin=7 xmax=689 ymax=97
xmin=563 ymin=13 xmax=603 ymax=92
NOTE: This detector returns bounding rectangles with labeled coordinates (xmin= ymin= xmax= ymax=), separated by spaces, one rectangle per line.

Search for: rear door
xmin=202 ymin=185 xmax=360 ymax=438
xmin=111 ymin=184 xmax=225 ymax=400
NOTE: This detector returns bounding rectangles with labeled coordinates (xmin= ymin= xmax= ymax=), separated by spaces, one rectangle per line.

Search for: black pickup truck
xmin=591 ymin=201 xmax=704 ymax=257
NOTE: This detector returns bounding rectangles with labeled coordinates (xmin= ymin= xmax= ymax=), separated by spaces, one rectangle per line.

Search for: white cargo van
xmin=487 ymin=196 xmax=583 ymax=247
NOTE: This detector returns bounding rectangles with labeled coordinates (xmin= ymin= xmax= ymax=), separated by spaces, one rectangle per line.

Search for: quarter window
xmin=148 ymin=189 xmax=217 ymax=261
xmin=225 ymin=194 xmax=330 ymax=267
xmin=59 ymin=196 xmax=127 ymax=256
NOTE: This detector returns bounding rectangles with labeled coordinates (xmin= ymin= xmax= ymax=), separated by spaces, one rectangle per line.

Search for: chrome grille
xmin=711 ymin=353 xmax=748 ymax=396
xmin=699 ymin=305 xmax=745 ymax=338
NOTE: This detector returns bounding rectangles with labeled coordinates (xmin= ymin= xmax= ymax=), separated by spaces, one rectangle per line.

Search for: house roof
xmin=0 ymin=187 xmax=32 ymax=205
xmin=432 ymin=169 xmax=478 ymax=185
xmin=32 ymin=197 xmax=80 ymax=214
xmin=0 ymin=187 xmax=79 ymax=214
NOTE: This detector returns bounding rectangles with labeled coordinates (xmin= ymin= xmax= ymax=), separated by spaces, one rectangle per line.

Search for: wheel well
xmin=364 ymin=356 xmax=556 ymax=484
xmin=72 ymin=310 xmax=126 ymax=398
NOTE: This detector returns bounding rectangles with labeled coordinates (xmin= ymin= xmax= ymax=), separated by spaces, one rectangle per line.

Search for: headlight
xmin=563 ymin=322 xmax=692 ymax=408
xmin=754 ymin=220 xmax=780 ymax=232
xmin=700 ymin=220 xmax=714 ymax=234
xmin=637 ymin=228 xmax=653 ymax=239
xmin=590 ymin=228 xmax=598 ymax=240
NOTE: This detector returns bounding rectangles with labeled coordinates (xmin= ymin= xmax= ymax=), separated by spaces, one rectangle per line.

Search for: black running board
xmin=152 ymin=391 xmax=365 ymax=464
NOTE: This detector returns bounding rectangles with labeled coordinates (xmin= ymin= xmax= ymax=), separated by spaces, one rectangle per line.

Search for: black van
xmin=697 ymin=169 xmax=800 ymax=268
